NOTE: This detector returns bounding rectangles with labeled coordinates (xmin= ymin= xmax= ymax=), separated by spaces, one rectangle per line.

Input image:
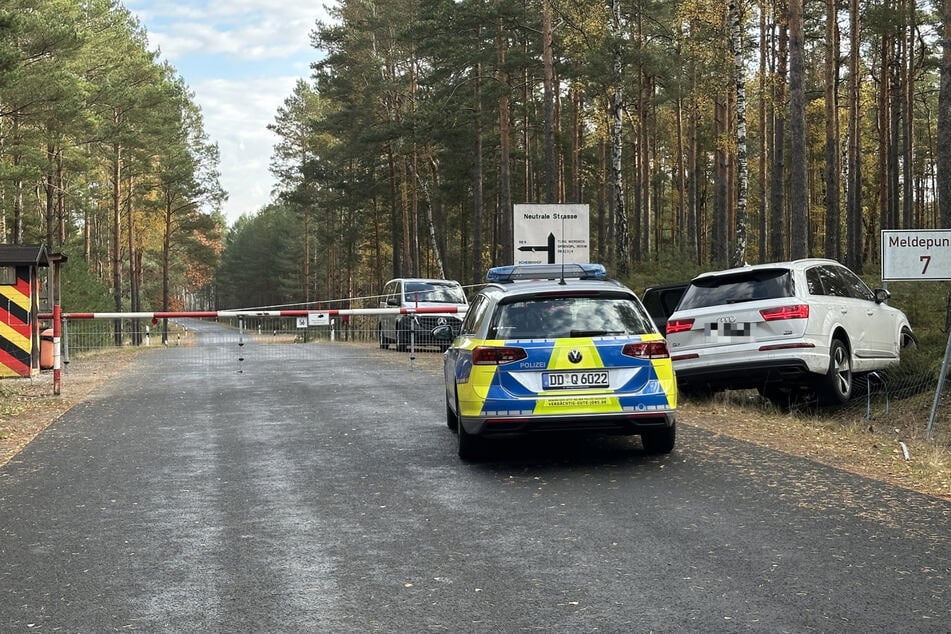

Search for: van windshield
xmin=403 ymin=282 xmax=467 ymax=304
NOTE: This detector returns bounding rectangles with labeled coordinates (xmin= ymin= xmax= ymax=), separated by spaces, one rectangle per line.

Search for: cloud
xmin=132 ymin=0 xmax=322 ymax=64
xmin=193 ymin=76 xmax=302 ymax=219
xmin=125 ymin=0 xmax=332 ymax=224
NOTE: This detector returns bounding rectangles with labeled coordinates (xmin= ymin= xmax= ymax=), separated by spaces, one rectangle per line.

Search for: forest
xmin=0 ymin=0 xmax=224 ymax=322
xmin=2 ymin=0 xmax=951 ymax=315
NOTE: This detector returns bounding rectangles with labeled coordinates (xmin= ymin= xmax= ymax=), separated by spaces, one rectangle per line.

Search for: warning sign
xmin=308 ymin=312 xmax=330 ymax=326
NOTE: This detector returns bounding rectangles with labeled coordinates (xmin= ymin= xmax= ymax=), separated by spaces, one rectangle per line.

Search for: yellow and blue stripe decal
xmin=0 ymin=266 xmax=34 ymax=377
xmin=458 ymin=335 xmax=676 ymax=418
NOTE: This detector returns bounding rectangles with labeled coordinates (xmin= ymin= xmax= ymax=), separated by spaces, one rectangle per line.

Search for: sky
xmin=124 ymin=1 xmax=333 ymax=226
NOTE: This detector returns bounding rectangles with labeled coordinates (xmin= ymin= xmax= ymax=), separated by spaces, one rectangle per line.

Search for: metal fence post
xmin=926 ymin=329 xmax=951 ymax=440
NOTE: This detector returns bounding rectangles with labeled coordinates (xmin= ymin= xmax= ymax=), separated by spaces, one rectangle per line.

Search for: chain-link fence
xmin=44 ymin=314 xmax=951 ymax=445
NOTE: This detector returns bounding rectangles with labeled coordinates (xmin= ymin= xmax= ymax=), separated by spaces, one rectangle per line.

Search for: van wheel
xmin=819 ymin=338 xmax=852 ymax=405
xmin=396 ymin=319 xmax=409 ymax=352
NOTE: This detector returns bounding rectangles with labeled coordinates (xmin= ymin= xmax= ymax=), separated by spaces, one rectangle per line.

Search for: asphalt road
xmin=1 ymin=319 xmax=949 ymax=632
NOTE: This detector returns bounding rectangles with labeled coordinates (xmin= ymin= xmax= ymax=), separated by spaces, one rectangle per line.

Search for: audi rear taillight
xmin=622 ymin=341 xmax=670 ymax=359
xmin=760 ymin=304 xmax=809 ymax=321
xmin=665 ymin=318 xmax=694 ymax=334
xmin=472 ymin=346 xmax=527 ymax=365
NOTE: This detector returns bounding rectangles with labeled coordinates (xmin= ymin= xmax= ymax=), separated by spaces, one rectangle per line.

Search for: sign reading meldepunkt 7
xmin=513 ymin=204 xmax=590 ymax=265
xmin=881 ymin=229 xmax=951 ymax=281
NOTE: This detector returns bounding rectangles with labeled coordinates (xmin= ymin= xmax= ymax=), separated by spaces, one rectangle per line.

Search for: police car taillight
xmin=472 ymin=346 xmax=528 ymax=365
xmin=622 ymin=341 xmax=670 ymax=359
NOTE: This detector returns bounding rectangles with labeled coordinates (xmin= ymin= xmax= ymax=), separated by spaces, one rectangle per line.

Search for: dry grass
xmin=679 ymin=390 xmax=951 ymax=501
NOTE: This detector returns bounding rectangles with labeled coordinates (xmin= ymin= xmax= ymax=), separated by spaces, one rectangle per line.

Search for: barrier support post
xmin=53 ymin=304 xmax=62 ymax=395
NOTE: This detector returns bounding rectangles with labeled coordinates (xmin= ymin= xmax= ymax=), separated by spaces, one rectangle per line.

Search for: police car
xmin=432 ymin=263 xmax=677 ymax=460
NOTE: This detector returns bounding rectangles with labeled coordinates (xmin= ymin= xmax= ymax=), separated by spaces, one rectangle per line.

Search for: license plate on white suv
xmin=542 ymin=371 xmax=609 ymax=389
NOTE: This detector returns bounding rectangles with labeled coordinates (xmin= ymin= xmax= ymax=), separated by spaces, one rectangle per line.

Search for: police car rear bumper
xmin=460 ymin=411 xmax=675 ymax=438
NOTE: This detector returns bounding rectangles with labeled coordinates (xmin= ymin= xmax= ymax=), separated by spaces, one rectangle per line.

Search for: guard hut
xmin=0 ymin=244 xmax=49 ymax=377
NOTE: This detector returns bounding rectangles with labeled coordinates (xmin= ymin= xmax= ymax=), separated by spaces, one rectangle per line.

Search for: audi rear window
xmin=678 ymin=269 xmax=795 ymax=310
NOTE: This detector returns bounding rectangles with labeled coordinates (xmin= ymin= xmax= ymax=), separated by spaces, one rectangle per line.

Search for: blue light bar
xmin=486 ymin=263 xmax=608 ymax=283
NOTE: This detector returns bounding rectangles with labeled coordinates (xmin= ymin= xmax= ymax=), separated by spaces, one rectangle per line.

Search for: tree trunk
xmin=714 ymin=96 xmax=729 ymax=268
xmin=45 ymin=145 xmax=56 ymax=249
xmin=846 ymin=0 xmax=865 ymax=270
xmin=687 ymin=50 xmax=700 ymax=264
xmin=609 ymin=0 xmax=628 ymax=275
xmin=878 ymin=29 xmax=893 ymax=232
xmin=472 ymin=55 xmax=484 ymax=284
xmin=940 ymin=0 xmax=951 ymax=227
xmin=542 ymin=0 xmax=556 ymax=204
xmin=498 ymin=19 xmax=513 ymax=261
xmin=903 ymin=0 xmax=915 ymax=228
xmin=127 ymin=173 xmax=140 ymax=346
xmin=638 ymin=72 xmax=652 ymax=262
xmin=387 ymin=146 xmax=400 ymax=277
xmin=888 ymin=32 xmax=902 ymax=231
xmin=598 ymin=136 xmax=609 ymax=262
xmin=770 ymin=7 xmax=788 ymax=261
xmin=10 ymin=114 xmax=24 ymax=244
xmin=419 ymin=154 xmax=446 ymax=279
xmin=571 ymin=86 xmax=583 ymax=203
xmin=759 ymin=2 xmax=770 ymax=263
xmin=824 ymin=0 xmax=841 ymax=259
xmin=57 ymin=149 xmax=66 ymax=248
xmin=731 ymin=0 xmax=749 ymax=268
xmin=675 ymin=75 xmax=687 ymax=253
xmin=111 ymin=136 xmax=123 ymax=346
xmin=162 ymin=199 xmax=171 ymax=345
xmin=789 ymin=0 xmax=808 ymax=258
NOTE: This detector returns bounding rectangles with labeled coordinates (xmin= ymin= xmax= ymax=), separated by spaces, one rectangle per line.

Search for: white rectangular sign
xmin=513 ymin=204 xmax=590 ymax=265
xmin=308 ymin=312 xmax=330 ymax=326
xmin=881 ymin=229 xmax=951 ymax=281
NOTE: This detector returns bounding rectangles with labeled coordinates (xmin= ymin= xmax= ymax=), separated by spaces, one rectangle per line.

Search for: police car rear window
xmin=490 ymin=296 xmax=655 ymax=339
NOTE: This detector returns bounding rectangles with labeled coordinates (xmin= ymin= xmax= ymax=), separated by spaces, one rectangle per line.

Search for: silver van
xmin=378 ymin=278 xmax=468 ymax=351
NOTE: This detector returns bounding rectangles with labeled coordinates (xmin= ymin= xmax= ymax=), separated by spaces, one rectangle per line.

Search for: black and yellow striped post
xmin=0 ymin=245 xmax=49 ymax=378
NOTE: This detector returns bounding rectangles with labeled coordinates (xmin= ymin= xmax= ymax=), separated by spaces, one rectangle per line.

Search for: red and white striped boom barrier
xmin=52 ymin=306 xmax=465 ymax=321
xmin=37 ymin=306 xmax=467 ymax=394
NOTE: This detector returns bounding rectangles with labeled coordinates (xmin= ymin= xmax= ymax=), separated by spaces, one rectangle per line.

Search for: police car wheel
xmin=457 ymin=421 xmax=483 ymax=461
xmin=446 ymin=395 xmax=458 ymax=431
xmin=641 ymin=423 xmax=675 ymax=454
